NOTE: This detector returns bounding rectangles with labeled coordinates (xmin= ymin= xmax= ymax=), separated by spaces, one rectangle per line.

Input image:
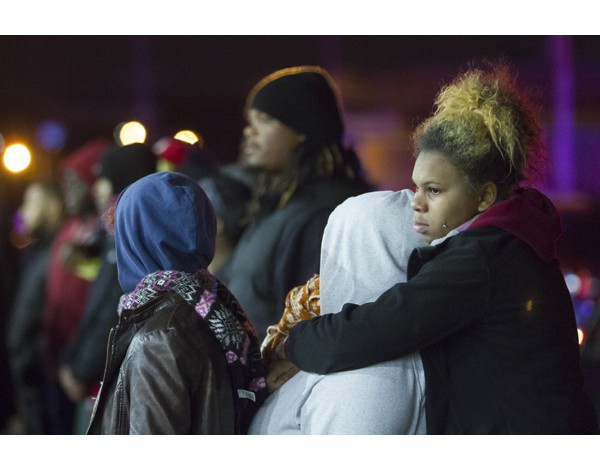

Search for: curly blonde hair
xmin=413 ymin=63 xmax=546 ymax=198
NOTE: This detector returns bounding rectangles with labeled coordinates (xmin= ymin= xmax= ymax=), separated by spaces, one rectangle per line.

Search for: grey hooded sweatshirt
xmin=249 ymin=190 xmax=427 ymax=434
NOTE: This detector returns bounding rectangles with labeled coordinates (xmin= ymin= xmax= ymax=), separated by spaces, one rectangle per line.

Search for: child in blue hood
xmin=87 ymin=172 xmax=266 ymax=434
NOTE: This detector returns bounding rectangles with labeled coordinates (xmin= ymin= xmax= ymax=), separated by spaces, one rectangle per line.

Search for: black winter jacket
xmin=219 ymin=178 xmax=369 ymax=339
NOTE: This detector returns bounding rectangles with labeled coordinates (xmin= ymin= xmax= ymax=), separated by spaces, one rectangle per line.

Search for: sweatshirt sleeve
xmin=286 ymin=237 xmax=490 ymax=374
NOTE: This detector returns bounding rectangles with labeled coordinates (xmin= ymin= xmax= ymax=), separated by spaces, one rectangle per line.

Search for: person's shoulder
xmin=443 ymin=226 xmax=533 ymax=270
xmin=458 ymin=225 xmax=522 ymax=252
xmin=415 ymin=229 xmax=499 ymax=268
xmin=127 ymin=296 xmax=218 ymax=354
xmin=124 ymin=292 xmax=192 ymax=334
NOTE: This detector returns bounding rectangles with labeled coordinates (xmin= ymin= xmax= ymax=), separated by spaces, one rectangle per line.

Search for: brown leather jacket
xmin=87 ymin=292 xmax=235 ymax=434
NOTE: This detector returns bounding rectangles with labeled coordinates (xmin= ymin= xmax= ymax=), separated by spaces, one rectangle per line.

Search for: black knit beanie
xmin=95 ymin=143 xmax=157 ymax=194
xmin=247 ymin=66 xmax=344 ymax=143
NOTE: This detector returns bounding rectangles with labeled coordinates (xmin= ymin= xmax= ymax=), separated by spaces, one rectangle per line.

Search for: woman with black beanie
xmin=218 ymin=66 xmax=373 ymax=340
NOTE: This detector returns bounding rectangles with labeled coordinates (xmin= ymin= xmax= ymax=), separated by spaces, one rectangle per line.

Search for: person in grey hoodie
xmin=249 ymin=189 xmax=427 ymax=434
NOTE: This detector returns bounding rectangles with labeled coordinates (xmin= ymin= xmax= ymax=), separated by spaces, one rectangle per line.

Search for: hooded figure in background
xmin=59 ymin=143 xmax=157 ymax=433
xmin=42 ymin=137 xmax=109 ymax=434
xmin=87 ymin=172 xmax=267 ymax=434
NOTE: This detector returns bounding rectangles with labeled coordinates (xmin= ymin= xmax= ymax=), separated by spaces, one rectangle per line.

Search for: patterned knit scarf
xmin=118 ymin=269 xmax=267 ymax=434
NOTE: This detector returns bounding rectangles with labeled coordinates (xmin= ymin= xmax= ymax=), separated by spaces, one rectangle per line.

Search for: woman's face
xmin=411 ymin=150 xmax=482 ymax=244
xmin=243 ymin=109 xmax=305 ymax=172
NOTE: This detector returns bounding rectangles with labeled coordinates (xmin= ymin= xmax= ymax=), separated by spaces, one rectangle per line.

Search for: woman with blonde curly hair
xmin=276 ymin=63 xmax=599 ymax=434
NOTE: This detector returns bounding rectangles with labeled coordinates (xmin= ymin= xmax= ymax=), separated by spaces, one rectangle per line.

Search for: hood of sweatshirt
xmin=114 ymin=172 xmax=216 ymax=292
xmin=320 ymin=189 xmax=427 ymax=314
xmin=469 ymin=187 xmax=561 ymax=263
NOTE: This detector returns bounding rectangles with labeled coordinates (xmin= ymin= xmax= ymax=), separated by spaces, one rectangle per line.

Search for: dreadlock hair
xmin=412 ymin=62 xmax=547 ymax=200
xmin=246 ymin=137 xmax=371 ymax=220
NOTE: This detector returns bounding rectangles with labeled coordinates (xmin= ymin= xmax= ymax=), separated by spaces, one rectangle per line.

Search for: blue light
xmin=35 ymin=120 xmax=68 ymax=152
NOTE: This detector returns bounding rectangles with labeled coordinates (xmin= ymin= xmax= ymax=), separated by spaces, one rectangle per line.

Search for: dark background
xmin=1 ymin=35 xmax=600 ymax=276
xmin=1 ymin=36 xmax=599 ymax=171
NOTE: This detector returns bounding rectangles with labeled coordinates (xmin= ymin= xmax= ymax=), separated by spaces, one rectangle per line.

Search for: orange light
xmin=174 ymin=130 xmax=203 ymax=147
xmin=3 ymin=143 xmax=32 ymax=173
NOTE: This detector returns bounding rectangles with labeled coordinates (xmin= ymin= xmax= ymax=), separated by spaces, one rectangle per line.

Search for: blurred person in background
xmin=42 ymin=138 xmax=109 ymax=434
xmin=58 ymin=142 xmax=156 ymax=433
xmin=5 ymin=180 xmax=65 ymax=434
xmin=0 ymin=190 xmax=18 ymax=432
xmin=218 ymin=66 xmax=373 ymax=339
xmin=153 ymin=134 xmax=218 ymax=181
xmin=86 ymin=172 xmax=267 ymax=434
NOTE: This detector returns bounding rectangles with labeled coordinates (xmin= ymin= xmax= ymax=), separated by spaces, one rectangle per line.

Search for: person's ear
xmin=477 ymin=182 xmax=497 ymax=212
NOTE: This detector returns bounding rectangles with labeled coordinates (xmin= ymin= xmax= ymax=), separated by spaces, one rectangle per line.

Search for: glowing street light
xmin=115 ymin=121 xmax=147 ymax=146
xmin=3 ymin=143 xmax=32 ymax=173
xmin=174 ymin=130 xmax=203 ymax=147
